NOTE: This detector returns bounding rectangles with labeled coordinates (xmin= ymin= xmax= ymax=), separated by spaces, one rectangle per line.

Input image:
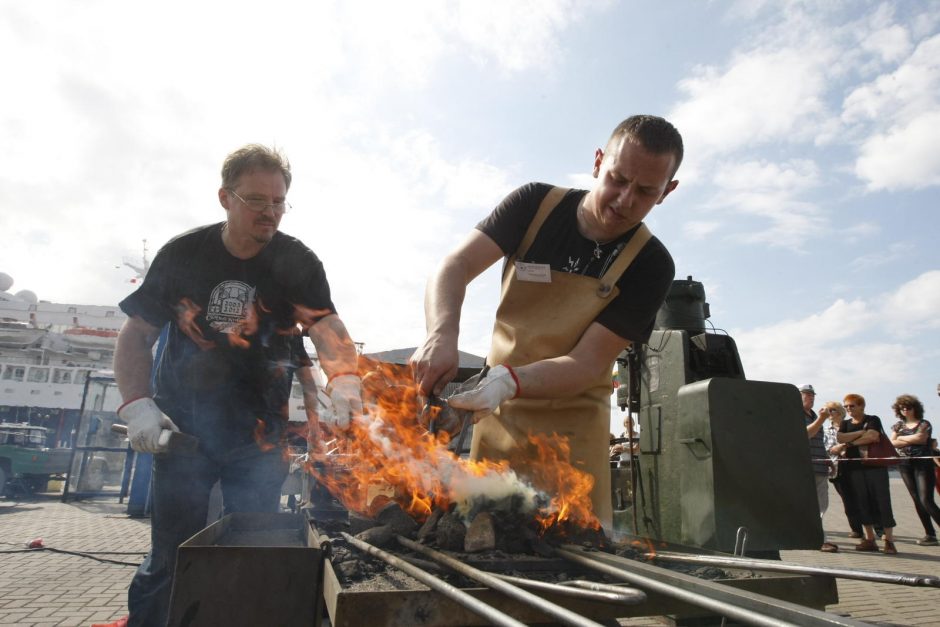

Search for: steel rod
xmin=396 ymin=535 xmax=605 ymax=627
xmin=490 ymin=573 xmax=646 ymax=605
xmin=340 ymin=533 xmax=526 ymax=627
xmin=558 ymin=545 xmax=874 ymax=627
xmin=646 ymin=551 xmax=940 ymax=588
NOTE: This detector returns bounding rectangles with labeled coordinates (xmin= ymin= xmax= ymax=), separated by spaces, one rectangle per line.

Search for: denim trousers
xmin=898 ymin=458 xmax=940 ymax=537
xmin=127 ymin=442 xmax=289 ymax=627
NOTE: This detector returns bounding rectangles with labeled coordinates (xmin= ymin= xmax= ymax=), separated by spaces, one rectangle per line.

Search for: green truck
xmin=0 ymin=423 xmax=71 ymax=495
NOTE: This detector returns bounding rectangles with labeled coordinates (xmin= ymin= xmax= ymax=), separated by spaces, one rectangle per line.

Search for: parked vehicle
xmin=0 ymin=423 xmax=71 ymax=495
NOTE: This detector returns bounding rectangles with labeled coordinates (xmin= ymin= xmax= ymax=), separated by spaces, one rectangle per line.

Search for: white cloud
xmin=733 ymin=271 xmax=940 ymax=420
xmin=703 ymin=159 xmax=824 ymax=247
xmin=682 ymin=221 xmax=721 ymax=241
xmin=671 ymin=46 xmax=834 ymax=159
xmin=849 ymin=241 xmax=909 ymax=272
xmin=880 ymin=270 xmax=940 ymax=337
xmin=854 ymin=109 xmax=940 ymax=191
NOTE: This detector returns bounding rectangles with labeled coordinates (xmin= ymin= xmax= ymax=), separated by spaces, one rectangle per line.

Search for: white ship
xmin=0 ymin=273 xmax=125 ymax=443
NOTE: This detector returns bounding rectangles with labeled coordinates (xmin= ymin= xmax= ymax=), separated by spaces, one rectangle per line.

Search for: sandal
xmin=820 ymin=542 xmax=839 ymax=553
xmin=855 ymin=539 xmax=878 ymax=552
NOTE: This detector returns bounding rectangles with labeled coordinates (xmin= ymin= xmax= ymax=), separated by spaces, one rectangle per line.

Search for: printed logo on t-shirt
xmin=206 ymin=281 xmax=256 ymax=333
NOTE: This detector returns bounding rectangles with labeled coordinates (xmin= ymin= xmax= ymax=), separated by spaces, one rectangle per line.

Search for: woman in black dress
xmin=837 ymin=393 xmax=897 ymax=554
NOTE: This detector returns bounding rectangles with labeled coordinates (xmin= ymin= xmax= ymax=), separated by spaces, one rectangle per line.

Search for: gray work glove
xmin=446 ymin=365 xmax=519 ymax=423
xmin=326 ymin=375 xmax=363 ymax=430
xmin=117 ymin=397 xmax=179 ymax=453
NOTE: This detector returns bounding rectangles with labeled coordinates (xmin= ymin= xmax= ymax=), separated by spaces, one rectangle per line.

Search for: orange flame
xmin=253 ymin=419 xmax=276 ymax=452
xmin=305 ymin=357 xmax=601 ymax=534
xmin=175 ymin=298 xmax=215 ymax=350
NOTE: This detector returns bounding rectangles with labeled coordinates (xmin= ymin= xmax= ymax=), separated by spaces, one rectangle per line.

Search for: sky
xmin=1 ymin=0 xmax=938 ymax=435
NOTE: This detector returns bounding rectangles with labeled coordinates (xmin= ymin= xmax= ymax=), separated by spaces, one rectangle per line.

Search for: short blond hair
xmin=822 ymin=401 xmax=845 ymax=420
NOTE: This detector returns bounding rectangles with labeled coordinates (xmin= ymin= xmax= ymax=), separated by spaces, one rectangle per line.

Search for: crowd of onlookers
xmin=802 ymin=384 xmax=940 ymax=555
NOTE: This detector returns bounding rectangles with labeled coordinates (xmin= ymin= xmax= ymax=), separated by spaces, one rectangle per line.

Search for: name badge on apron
xmin=514 ymin=261 xmax=551 ymax=283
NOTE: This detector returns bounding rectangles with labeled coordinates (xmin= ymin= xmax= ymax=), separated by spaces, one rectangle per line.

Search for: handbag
xmin=861 ymin=431 xmax=899 ymax=467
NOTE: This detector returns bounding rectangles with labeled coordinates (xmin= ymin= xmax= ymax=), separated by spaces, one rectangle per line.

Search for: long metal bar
xmin=491 ymin=573 xmax=646 ymax=605
xmin=397 ymin=553 xmax=645 ymax=605
xmin=396 ymin=535 xmax=605 ymax=627
xmin=340 ymin=533 xmax=526 ymax=627
xmin=558 ymin=545 xmax=874 ymax=627
xmin=646 ymin=550 xmax=940 ymax=588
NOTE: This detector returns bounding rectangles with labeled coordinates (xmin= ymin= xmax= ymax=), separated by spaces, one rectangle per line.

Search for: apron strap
xmin=596 ymin=223 xmax=653 ymax=298
xmin=516 ymin=186 xmax=569 ymax=260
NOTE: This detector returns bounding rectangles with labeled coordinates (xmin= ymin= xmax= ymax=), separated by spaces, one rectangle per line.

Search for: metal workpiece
xmin=646 ymin=551 xmax=940 ymax=588
xmin=557 ymin=545 xmax=875 ymax=627
xmin=396 ymin=535 xmax=606 ymax=627
xmin=340 ymin=532 xmax=526 ymax=627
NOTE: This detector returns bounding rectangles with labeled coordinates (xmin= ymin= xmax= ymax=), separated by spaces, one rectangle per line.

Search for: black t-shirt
xmin=840 ymin=414 xmax=883 ymax=460
xmin=476 ymin=182 xmax=675 ymax=343
xmin=119 ymin=223 xmax=334 ymax=450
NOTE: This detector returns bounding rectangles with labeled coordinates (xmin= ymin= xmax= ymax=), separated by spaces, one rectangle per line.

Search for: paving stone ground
xmin=1 ymin=475 xmax=938 ymax=626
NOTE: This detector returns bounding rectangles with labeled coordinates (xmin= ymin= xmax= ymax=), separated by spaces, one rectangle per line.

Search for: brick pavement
xmin=1 ymin=475 xmax=938 ymax=626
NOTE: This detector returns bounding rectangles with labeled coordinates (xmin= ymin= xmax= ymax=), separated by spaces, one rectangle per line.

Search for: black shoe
xmin=917 ymin=536 xmax=939 ymax=546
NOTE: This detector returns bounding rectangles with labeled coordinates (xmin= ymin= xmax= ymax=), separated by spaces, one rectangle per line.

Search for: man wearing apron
xmin=412 ymin=116 xmax=683 ymax=530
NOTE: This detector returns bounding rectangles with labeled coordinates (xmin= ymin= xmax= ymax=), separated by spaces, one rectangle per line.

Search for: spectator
xmin=800 ymin=384 xmax=834 ymax=551
xmin=821 ymin=401 xmax=862 ymax=540
xmin=837 ymin=393 xmax=898 ymax=554
xmin=888 ymin=394 xmax=940 ymax=546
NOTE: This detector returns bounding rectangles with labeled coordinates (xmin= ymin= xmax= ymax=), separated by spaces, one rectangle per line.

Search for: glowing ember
xmin=304 ymin=358 xmax=600 ymax=534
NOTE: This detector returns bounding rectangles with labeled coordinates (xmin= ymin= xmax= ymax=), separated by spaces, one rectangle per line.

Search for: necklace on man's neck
xmin=577 ymin=201 xmax=610 ymax=259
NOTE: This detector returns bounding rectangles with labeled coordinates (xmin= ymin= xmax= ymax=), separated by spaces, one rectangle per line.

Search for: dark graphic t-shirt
xmin=119 ymin=223 xmax=335 ymax=451
xmin=476 ymin=182 xmax=675 ymax=344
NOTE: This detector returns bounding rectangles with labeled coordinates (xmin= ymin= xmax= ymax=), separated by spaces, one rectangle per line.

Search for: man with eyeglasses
xmin=113 ymin=144 xmax=361 ymax=626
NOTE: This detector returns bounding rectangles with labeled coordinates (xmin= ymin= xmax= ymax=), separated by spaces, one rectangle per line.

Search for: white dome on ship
xmin=15 ymin=289 xmax=38 ymax=304
xmin=0 ymin=272 xmax=13 ymax=292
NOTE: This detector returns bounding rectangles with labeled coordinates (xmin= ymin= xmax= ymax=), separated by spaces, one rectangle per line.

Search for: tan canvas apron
xmin=470 ymin=186 xmax=652 ymax=529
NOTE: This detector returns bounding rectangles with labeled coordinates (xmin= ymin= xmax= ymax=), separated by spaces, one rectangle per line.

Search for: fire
xmin=304 ymin=357 xmax=601 ymax=534
xmin=174 ymin=298 xmax=215 ymax=350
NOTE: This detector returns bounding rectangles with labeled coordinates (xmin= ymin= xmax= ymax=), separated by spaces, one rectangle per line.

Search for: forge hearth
xmin=310 ymin=515 xmax=839 ymax=627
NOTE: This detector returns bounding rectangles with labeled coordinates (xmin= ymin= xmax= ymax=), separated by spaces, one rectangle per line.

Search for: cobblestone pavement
xmin=1 ymin=475 xmax=938 ymax=626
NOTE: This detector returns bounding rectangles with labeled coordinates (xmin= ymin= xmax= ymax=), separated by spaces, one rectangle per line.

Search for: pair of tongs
xmin=447 ymin=365 xmax=490 ymax=454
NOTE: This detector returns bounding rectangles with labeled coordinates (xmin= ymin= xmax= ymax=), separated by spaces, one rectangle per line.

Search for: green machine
xmin=614 ymin=277 xmax=822 ymax=554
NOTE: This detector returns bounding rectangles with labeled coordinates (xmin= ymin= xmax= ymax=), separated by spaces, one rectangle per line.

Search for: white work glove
xmin=326 ymin=374 xmax=363 ymax=430
xmin=446 ymin=365 xmax=519 ymax=422
xmin=117 ymin=397 xmax=179 ymax=454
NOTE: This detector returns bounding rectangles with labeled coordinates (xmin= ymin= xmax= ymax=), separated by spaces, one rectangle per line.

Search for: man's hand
xmin=326 ymin=375 xmax=362 ymax=430
xmin=410 ymin=337 xmax=459 ymax=397
xmin=117 ymin=397 xmax=179 ymax=453
xmin=446 ymin=365 xmax=519 ymax=422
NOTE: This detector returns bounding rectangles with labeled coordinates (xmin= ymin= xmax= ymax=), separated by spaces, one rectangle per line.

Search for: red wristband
xmin=117 ymin=396 xmax=150 ymax=414
xmin=503 ymin=364 xmax=521 ymax=399
xmin=327 ymin=371 xmax=359 ymax=387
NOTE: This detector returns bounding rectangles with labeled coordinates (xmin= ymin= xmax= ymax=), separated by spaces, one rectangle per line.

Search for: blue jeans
xmin=127 ymin=442 xmax=289 ymax=627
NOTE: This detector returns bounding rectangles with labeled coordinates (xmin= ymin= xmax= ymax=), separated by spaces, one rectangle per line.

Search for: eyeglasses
xmin=899 ymin=405 xmax=913 ymax=411
xmin=843 ymin=404 xmax=857 ymax=409
xmin=226 ymin=189 xmax=291 ymax=214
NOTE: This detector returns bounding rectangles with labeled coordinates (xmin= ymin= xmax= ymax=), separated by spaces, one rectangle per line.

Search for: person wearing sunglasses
xmin=836 ymin=393 xmax=897 ymax=554
xmin=889 ymin=394 xmax=940 ymax=546
xmin=114 ymin=144 xmax=362 ymax=626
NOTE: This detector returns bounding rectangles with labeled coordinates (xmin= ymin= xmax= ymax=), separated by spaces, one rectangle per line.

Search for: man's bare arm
xmin=113 ymin=316 xmax=162 ymax=401
xmin=412 ymin=230 xmax=504 ymax=396
xmin=512 ymin=322 xmax=629 ymax=399
xmin=308 ymin=314 xmax=359 ymax=379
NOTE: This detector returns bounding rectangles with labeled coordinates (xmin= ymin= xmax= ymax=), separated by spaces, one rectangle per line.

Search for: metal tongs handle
xmin=450 ymin=364 xmax=489 ymax=454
